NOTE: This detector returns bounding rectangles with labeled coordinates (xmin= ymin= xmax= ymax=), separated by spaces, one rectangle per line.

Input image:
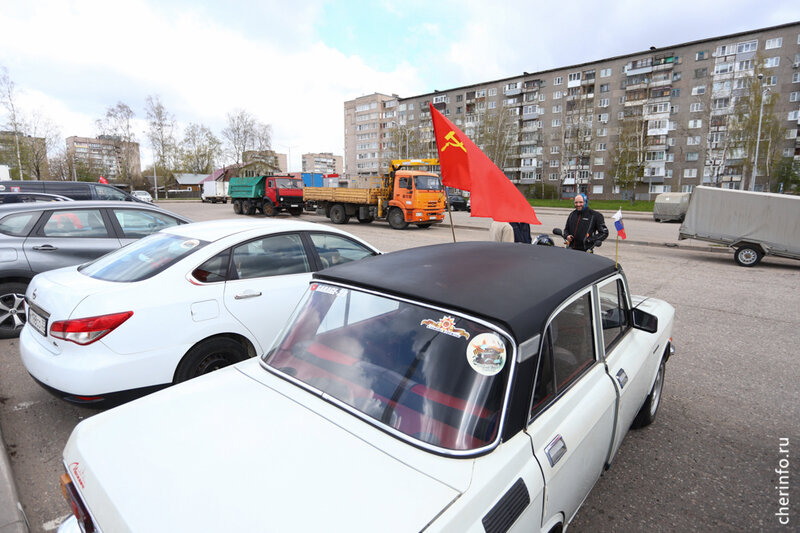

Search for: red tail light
xmin=50 ymin=311 xmax=133 ymax=345
xmin=60 ymin=473 xmax=96 ymax=532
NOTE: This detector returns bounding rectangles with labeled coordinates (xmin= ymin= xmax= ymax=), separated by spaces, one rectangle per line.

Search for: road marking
xmin=43 ymin=514 xmax=71 ymax=531
xmin=12 ymin=401 xmax=38 ymax=411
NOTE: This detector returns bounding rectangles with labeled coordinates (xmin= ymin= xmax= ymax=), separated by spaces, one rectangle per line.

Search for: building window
xmin=683 ymin=169 xmax=698 ymax=178
xmin=596 ymin=143 xmax=606 ymax=151
xmin=691 ymin=85 xmax=706 ymax=96
xmin=765 ymin=37 xmax=782 ymax=49
xmin=600 ymin=68 xmax=612 ymax=77
xmin=593 ymin=171 xmax=605 ymax=180
xmin=764 ymin=76 xmax=777 ymax=86
xmin=736 ymin=40 xmax=758 ymax=53
xmin=552 ymin=119 xmax=562 ymax=127
xmin=599 ymin=84 xmax=609 ymax=93
xmin=793 ymin=72 xmax=800 ymax=83
xmin=550 ymin=146 xmax=560 ymax=154
xmin=488 ymin=101 xmax=496 ymax=109
xmin=696 ymin=50 xmax=709 ymax=61
xmin=553 ymin=90 xmax=562 ymax=99
xmin=592 ymin=185 xmax=604 ymax=194
xmin=671 ymin=89 xmax=680 ymax=97
xmin=688 ymin=119 xmax=702 ymax=129
xmin=687 ymin=136 xmax=701 ymax=145
xmin=682 ymin=185 xmax=694 ymax=193
xmin=549 ymin=173 xmax=559 ymax=181
xmin=715 ymin=44 xmax=735 ymax=56
xmin=488 ymin=88 xmax=497 ymax=96
xmin=593 ymin=157 xmax=604 ymax=166
xmin=694 ymin=68 xmax=708 ymax=78
xmin=714 ymin=63 xmax=734 ymax=75
xmin=456 ymin=106 xmax=462 ymax=114
xmin=552 ymin=104 xmax=562 ymax=113
xmin=686 ymin=152 xmax=699 ymax=162
xmin=554 ymin=76 xmax=563 ymax=85
xmin=737 ymin=59 xmax=754 ymax=72
xmin=549 ymin=160 xmax=559 ymax=167
xmin=788 ymin=110 xmax=799 ymax=121
xmin=597 ymin=127 xmax=607 ymax=137
xmin=790 ymin=91 xmax=800 ymax=103
xmin=598 ymin=98 xmax=609 ymax=108
xmin=764 ymin=57 xmax=780 ymax=68
xmin=673 ymin=71 xmax=682 ymax=81
xmin=598 ymin=113 xmax=609 ymax=123
xmin=568 ymin=72 xmax=581 ymax=82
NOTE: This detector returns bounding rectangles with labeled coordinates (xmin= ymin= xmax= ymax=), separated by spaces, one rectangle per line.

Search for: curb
xmin=0 ymin=427 xmax=28 ymax=533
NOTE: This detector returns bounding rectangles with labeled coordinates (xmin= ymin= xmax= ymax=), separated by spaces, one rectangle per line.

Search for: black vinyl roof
xmin=314 ymin=242 xmax=619 ymax=343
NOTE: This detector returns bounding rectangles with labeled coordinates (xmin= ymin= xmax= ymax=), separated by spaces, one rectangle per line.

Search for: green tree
xmin=771 ymin=157 xmax=799 ymax=193
xmin=609 ymin=111 xmax=647 ymax=202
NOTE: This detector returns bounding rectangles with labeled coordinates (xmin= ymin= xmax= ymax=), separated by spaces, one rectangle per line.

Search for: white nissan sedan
xmin=56 ymin=243 xmax=674 ymax=532
xmin=20 ymin=218 xmax=379 ymax=405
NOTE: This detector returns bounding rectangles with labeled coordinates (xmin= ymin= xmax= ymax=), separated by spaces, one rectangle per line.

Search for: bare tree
xmin=145 ymin=95 xmax=177 ymax=176
xmin=22 ymin=111 xmax=61 ymax=179
xmin=96 ymin=102 xmax=139 ymax=184
xmin=222 ymin=109 xmax=257 ymax=164
xmin=0 ymin=66 xmax=25 ymax=179
xmin=609 ymin=110 xmax=647 ymax=203
xmin=471 ymin=107 xmax=520 ymax=169
xmin=180 ymin=123 xmax=221 ymax=174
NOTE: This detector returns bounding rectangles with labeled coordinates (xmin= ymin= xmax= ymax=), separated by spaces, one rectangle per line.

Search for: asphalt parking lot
xmin=1 ymin=202 xmax=798 ymax=532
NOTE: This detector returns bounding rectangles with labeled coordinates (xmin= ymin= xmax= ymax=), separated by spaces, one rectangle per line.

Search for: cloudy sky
xmin=1 ymin=0 xmax=799 ymax=170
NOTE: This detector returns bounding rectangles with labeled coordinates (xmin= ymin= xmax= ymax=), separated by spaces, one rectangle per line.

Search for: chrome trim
xmin=517 ymin=334 xmax=540 ymax=363
xmin=544 ymin=434 xmax=567 ymax=466
xmin=258 ymin=279 xmax=516 ymax=458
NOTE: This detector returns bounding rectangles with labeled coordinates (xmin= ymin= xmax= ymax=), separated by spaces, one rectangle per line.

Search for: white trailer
xmin=678 ymin=186 xmax=800 ymax=267
xmin=201 ymin=180 xmax=229 ymax=203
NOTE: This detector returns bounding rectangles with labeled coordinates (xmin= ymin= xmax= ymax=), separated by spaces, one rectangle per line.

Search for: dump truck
xmin=229 ymin=175 xmax=304 ymax=217
xmin=678 ymin=186 xmax=800 ymax=267
xmin=303 ymin=159 xmax=446 ymax=229
xmin=201 ymin=180 xmax=229 ymax=203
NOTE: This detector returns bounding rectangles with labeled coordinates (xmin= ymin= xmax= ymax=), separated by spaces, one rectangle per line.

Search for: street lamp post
xmin=750 ymin=73 xmax=770 ymax=192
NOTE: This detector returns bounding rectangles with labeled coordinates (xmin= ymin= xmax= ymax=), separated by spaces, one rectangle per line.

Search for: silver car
xmin=0 ymin=200 xmax=190 ymax=337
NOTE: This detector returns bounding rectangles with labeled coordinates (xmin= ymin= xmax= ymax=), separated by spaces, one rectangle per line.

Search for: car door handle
xmin=234 ymin=291 xmax=262 ymax=300
xmin=544 ymin=434 xmax=567 ymax=467
xmin=32 ymin=244 xmax=58 ymax=251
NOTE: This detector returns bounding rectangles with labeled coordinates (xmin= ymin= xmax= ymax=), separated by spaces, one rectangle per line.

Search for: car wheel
xmin=734 ymin=245 xmax=762 ymax=267
xmin=0 ymin=282 xmax=27 ymax=339
xmin=263 ymin=201 xmax=277 ymax=217
xmin=329 ymin=204 xmax=349 ymax=224
xmin=232 ymin=200 xmax=242 ymax=214
xmin=243 ymin=200 xmax=255 ymax=215
xmin=632 ymin=358 xmax=665 ymax=429
xmin=388 ymin=208 xmax=408 ymax=230
xmin=174 ymin=338 xmax=248 ymax=383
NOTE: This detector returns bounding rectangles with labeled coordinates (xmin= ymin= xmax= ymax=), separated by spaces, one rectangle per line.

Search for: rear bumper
xmin=29 ymin=374 xmax=167 ymax=408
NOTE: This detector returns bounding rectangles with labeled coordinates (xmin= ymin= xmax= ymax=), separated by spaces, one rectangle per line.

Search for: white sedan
xmin=20 ymin=218 xmax=379 ymax=405
xmin=57 ymin=243 xmax=674 ymax=532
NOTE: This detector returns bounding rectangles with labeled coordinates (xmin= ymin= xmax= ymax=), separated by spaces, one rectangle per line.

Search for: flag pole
xmin=615 ymin=235 xmax=619 ymax=269
xmin=447 ymin=198 xmax=457 ymax=242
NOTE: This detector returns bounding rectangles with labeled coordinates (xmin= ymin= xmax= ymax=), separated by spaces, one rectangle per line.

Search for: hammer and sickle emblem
xmin=441 ymin=131 xmax=467 ymax=153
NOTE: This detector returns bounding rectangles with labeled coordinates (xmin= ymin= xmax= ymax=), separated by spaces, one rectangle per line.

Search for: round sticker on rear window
xmin=181 ymin=239 xmax=200 ymax=249
xmin=467 ymin=333 xmax=507 ymax=376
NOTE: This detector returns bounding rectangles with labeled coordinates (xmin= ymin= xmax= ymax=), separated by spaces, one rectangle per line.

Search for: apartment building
xmin=344 ymin=93 xmax=400 ymax=179
xmin=66 ymin=135 xmax=141 ymax=181
xmin=344 ymin=22 xmax=800 ymax=198
xmin=302 ymin=152 xmax=343 ymax=175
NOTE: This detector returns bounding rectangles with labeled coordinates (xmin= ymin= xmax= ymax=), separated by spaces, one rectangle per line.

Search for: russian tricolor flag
xmin=612 ymin=209 xmax=626 ymax=240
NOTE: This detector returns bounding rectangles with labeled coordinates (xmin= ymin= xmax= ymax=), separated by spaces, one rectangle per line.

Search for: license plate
xmin=429 ymin=215 xmax=437 ymax=220
xmin=28 ymin=307 xmax=47 ymax=337
xmin=290 ymin=204 xmax=299 ymax=207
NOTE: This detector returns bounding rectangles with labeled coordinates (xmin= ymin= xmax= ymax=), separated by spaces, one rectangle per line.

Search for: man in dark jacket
xmin=563 ymin=193 xmax=608 ymax=251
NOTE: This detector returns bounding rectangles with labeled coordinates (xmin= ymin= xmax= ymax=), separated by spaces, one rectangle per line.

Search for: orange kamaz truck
xmin=303 ymin=159 xmax=446 ymax=230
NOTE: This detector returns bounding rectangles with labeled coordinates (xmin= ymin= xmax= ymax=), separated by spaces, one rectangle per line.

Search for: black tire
xmin=174 ymin=338 xmax=248 ymax=383
xmin=734 ymin=246 xmax=762 ymax=267
xmin=417 ymin=223 xmax=432 ymax=228
xmin=243 ymin=200 xmax=255 ymax=215
xmin=232 ymin=200 xmax=242 ymax=214
xmin=288 ymin=207 xmax=302 ymax=217
xmin=388 ymin=208 xmax=408 ymax=230
xmin=357 ymin=216 xmax=373 ymax=224
xmin=329 ymin=204 xmax=349 ymax=224
xmin=632 ymin=358 xmax=665 ymax=429
xmin=263 ymin=201 xmax=277 ymax=217
xmin=222 ymin=198 xmax=228 ymax=204
xmin=0 ymin=282 xmax=28 ymax=339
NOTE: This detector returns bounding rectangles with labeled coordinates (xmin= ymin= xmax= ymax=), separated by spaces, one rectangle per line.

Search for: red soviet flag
xmin=429 ymin=103 xmax=540 ymax=225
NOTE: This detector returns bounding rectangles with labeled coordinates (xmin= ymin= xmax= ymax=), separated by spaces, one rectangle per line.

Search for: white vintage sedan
xmin=20 ymin=218 xmax=379 ymax=406
xmin=57 ymin=242 xmax=674 ymax=532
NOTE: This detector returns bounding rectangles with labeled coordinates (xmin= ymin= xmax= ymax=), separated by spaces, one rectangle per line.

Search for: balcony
xmin=504 ymin=87 xmax=522 ymax=96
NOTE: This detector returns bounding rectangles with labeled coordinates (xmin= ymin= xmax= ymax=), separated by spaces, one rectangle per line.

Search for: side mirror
xmin=553 ymin=228 xmax=563 ymax=237
xmin=631 ymin=308 xmax=658 ymax=334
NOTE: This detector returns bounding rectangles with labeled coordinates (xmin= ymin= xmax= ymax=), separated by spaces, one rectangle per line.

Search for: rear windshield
xmin=263 ymin=283 xmax=512 ymax=453
xmin=79 ymin=233 xmax=207 ymax=282
xmin=275 ymin=178 xmax=303 ymax=189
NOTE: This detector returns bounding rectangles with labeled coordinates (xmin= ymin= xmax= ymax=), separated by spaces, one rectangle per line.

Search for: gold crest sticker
xmin=420 ymin=315 xmax=470 ymax=339
xmin=467 ymin=333 xmax=507 ymax=376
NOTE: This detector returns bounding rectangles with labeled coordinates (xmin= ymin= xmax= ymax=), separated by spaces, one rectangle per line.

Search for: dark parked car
xmin=0 ymin=200 xmax=190 ymax=337
xmin=447 ymin=194 xmax=468 ymax=211
xmin=0 ymin=192 xmax=72 ymax=203
xmin=0 ymin=180 xmax=142 ymax=202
